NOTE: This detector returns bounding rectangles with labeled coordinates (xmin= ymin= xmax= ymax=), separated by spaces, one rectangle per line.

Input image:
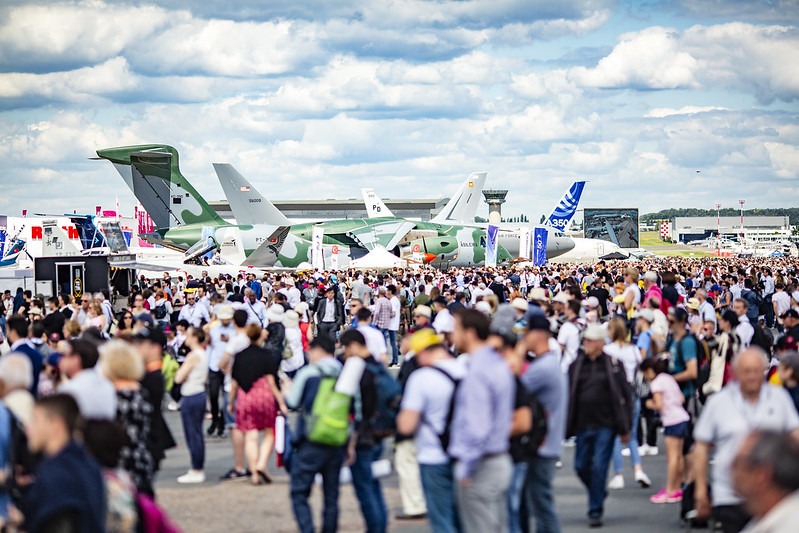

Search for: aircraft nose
xmin=424 ymin=253 xmax=437 ymax=264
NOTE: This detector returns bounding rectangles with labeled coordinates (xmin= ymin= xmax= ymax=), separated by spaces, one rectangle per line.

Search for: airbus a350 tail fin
xmin=96 ymin=145 xmax=225 ymax=231
xmin=362 ymin=189 xmax=394 ymax=218
xmin=431 ymin=172 xmax=487 ymax=224
xmin=544 ymin=180 xmax=586 ymax=231
xmin=212 ymin=164 xmax=291 ymax=226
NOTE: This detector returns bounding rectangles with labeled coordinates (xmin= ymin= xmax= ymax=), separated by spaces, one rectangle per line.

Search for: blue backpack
xmin=366 ymin=362 xmax=403 ymax=439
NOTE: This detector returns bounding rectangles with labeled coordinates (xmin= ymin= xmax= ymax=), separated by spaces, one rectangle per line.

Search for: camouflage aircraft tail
xmin=96 ymin=145 xmax=226 ymax=231
xmin=431 ymin=172 xmax=487 ymax=224
xmin=212 ymin=163 xmax=291 ymax=226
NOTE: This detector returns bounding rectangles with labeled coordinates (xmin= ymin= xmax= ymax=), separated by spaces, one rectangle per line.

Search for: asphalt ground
xmin=155 ymin=410 xmax=691 ymax=532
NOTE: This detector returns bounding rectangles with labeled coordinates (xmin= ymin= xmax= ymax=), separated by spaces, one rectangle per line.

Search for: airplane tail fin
xmin=41 ymin=220 xmax=82 ymax=257
xmin=212 ymin=164 xmax=291 ymax=226
xmin=544 ymin=180 xmax=586 ymax=231
xmin=361 ymin=189 xmax=394 ymax=218
xmin=67 ymin=215 xmax=107 ymax=250
xmin=96 ymin=145 xmax=225 ymax=231
xmin=431 ymin=172 xmax=487 ymax=224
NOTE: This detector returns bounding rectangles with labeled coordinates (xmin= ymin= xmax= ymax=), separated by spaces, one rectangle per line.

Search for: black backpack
xmin=751 ymin=324 xmax=772 ymax=355
xmin=518 ymin=388 xmax=548 ymax=459
xmin=153 ymin=304 xmax=168 ymax=320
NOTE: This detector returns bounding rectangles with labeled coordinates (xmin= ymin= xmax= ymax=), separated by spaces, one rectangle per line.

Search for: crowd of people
xmin=0 ymin=256 xmax=798 ymax=532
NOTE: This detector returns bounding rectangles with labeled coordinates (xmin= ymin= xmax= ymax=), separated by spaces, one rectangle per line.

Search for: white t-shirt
xmin=223 ymin=332 xmax=251 ymax=393
xmin=773 ymin=291 xmax=791 ymax=317
xmin=557 ymin=321 xmax=581 ymax=373
xmin=603 ymin=342 xmax=641 ymax=383
xmin=357 ymin=325 xmax=387 ymax=360
xmin=694 ymin=384 xmax=799 ymax=506
xmin=736 ymin=317 xmax=754 ymax=348
xmin=401 ymin=358 xmax=466 ymax=465
xmin=432 ymin=308 xmax=455 ymax=334
xmin=389 ymin=297 xmax=401 ymax=331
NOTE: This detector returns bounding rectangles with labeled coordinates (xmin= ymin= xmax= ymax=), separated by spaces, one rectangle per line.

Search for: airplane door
xmin=597 ymin=243 xmax=604 ymax=258
xmin=55 ymin=262 xmax=85 ymax=299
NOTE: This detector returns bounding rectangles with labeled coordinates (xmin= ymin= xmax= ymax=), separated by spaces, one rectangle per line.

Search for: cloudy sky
xmin=0 ymin=0 xmax=797 ymax=222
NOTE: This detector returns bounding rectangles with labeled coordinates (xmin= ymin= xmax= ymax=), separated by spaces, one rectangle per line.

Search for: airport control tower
xmin=483 ymin=189 xmax=508 ymax=224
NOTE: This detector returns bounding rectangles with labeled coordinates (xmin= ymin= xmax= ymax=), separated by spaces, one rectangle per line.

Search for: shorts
xmin=664 ymin=421 xmax=688 ymax=438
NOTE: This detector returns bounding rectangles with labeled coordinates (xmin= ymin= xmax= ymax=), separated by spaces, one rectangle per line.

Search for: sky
xmin=0 ymin=0 xmax=797 ymax=222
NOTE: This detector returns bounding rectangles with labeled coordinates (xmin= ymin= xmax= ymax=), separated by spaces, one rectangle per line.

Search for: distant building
xmin=209 ymin=198 xmax=449 ymax=222
xmin=674 ymin=216 xmax=791 ymax=244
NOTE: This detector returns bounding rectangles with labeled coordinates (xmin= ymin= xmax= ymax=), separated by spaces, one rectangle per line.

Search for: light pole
xmin=716 ymin=203 xmax=721 ymax=255
xmin=739 ymin=200 xmax=745 ymax=244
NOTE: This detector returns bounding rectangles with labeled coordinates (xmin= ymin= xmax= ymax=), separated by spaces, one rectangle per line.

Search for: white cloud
xmin=764 ymin=142 xmax=799 ymax=179
xmin=646 ymin=106 xmax=728 ymax=118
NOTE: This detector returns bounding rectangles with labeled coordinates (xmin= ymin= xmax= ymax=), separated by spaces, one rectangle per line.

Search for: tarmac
xmin=155 ymin=410 xmax=691 ymax=532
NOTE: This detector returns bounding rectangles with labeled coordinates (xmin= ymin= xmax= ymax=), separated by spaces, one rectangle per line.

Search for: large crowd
xmin=0 ymin=256 xmax=799 ymax=533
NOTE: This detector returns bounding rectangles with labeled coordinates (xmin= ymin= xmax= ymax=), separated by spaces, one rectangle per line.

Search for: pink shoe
xmin=650 ymin=488 xmax=669 ymax=503
xmin=666 ymin=490 xmax=683 ymax=503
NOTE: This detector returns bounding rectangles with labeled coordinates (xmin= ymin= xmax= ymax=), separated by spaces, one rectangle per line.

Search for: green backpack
xmin=307 ymin=373 xmax=352 ymax=446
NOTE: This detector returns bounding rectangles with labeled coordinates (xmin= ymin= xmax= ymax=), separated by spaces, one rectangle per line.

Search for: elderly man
xmin=693 ymin=348 xmax=799 ymax=533
xmin=732 ymin=430 xmax=799 ymax=533
xmin=566 ymin=323 xmax=632 ymax=528
xmin=0 ymin=353 xmax=34 ymax=426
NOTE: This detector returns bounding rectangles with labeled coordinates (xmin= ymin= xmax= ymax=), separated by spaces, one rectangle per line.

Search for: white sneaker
xmin=621 ymin=447 xmax=631 ymax=457
xmin=555 ymin=461 xmax=563 ymax=469
xmin=646 ymin=445 xmax=659 ymax=456
xmin=608 ymin=475 xmax=625 ymax=490
xmin=167 ymin=400 xmax=179 ymax=411
xmin=635 ymin=470 xmax=652 ymax=488
xmin=563 ymin=437 xmax=577 ymax=448
xmin=177 ymin=470 xmax=206 ymax=484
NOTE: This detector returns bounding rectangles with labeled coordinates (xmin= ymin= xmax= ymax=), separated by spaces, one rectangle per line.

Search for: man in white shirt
xmin=734 ymin=298 xmax=755 ymax=348
xmin=287 ymin=283 xmax=302 ymax=309
xmin=178 ymin=291 xmax=211 ymax=328
xmin=59 ymin=339 xmax=117 ymax=420
xmin=696 ymin=289 xmax=717 ymax=328
xmin=355 ymin=308 xmax=388 ymax=364
xmin=557 ymin=299 xmax=582 ymax=372
xmin=772 ymin=283 xmax=791 ymax=333
xmin=431 ymin=297 xmax=455 ymax=336
xmin=243 ymin=289 xmax=267 ymax=326
xmin=387 ymin=285 xmax=401 ymax=366
xmin=196 ymin=285 xmax=211 ymax=314
xmin=207 ymin=306 xmax=235 ymax=438
xmin=693 ymin=348 xmax=799 ymax=532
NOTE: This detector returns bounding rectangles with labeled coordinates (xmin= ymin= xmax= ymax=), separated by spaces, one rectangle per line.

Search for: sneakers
xmin=608 ymin=475 xmax=625 ymax=490
xmin=650 ymin=488 xmax=683 ymax=503
xmin=167 ymin=400 xmax=180 ymax=411
xmin=177 ymin=470 xmax=205 ymax=484
xmin=639 ymin=444 xmax=659 ymax=456
xmin=221 ymin=468 xmax=251 ymax=481
xmin=563 ymin=437 xmax=577 ymax=448
xmin=621 ymin=447 xmax=631 ymax=457
xmin=635 ymin=470 xmax=652 ymax=488
xmin=589 ymin=516 xmax=603 ymax=528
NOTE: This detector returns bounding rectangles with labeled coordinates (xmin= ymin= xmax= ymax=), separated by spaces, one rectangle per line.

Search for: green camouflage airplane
xmin=99 ymin=145 xmax=570 ymax=268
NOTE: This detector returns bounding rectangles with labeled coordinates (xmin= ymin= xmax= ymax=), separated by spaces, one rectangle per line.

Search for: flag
xmin=486 ymin=224 xmax=498 ymax=267
xmin=519 ymin=228 xmax=532 ymax=260
xmin=533 ymin=227 xmax=548 ymax=266
xmin=312 ymin=225 xmax=324 ymax=270
xmin=240 ymin=186 xmax=250 ymax=192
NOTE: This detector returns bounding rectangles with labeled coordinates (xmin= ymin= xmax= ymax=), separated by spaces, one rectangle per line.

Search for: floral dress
xmin=116 ymin=389 xmax=154 ymax=494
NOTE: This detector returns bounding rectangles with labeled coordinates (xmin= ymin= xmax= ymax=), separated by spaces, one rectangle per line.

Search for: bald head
xmin=735 ymin=347 xmax=768 ymax=399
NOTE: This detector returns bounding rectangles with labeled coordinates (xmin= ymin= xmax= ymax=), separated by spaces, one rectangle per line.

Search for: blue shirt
xmin=521 ymin=350 xmax=568 ymax=458
xmin=667 ymin=334 xmax=697 ymax=397
xmin=448 ymin=345 xmax=515 ymax=480
xmin=636 ymin=329 xmax=654 ymax=359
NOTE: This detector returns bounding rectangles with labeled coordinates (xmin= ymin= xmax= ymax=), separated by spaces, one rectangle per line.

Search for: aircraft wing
xmin=346 ymin=220 xmax=415 ymax=252
xmin=241 ymin=226 xmax=291 ymax=267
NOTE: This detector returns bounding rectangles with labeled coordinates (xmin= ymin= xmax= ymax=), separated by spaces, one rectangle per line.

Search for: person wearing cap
xmin=315 ymin=287 xmax=343 ymax=344
xmin=520 ymin=313 xmax=567 ymax=533
xmin=411 ymin=305 xmax=433 ymax=332
xmin=781 ymin=309 xmax=799 ymax=340
xmin=397 ymin=329 xmax=465 ymax=532
xmin=566 ymin=323 xmax=633 ymax=528
xmin=448 ymin=309 xmax=515 ymax=533
xmin=207 ymin=305 xmax=235 ymax=438
xmin=178 ymin=290 xmax=210 ymax=328
xmin=134 ymin=326 xmax=177 ymax=490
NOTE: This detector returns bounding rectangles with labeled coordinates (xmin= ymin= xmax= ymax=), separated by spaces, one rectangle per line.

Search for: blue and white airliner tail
xmin=544 ymin=180 xmax=586 ymax=232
